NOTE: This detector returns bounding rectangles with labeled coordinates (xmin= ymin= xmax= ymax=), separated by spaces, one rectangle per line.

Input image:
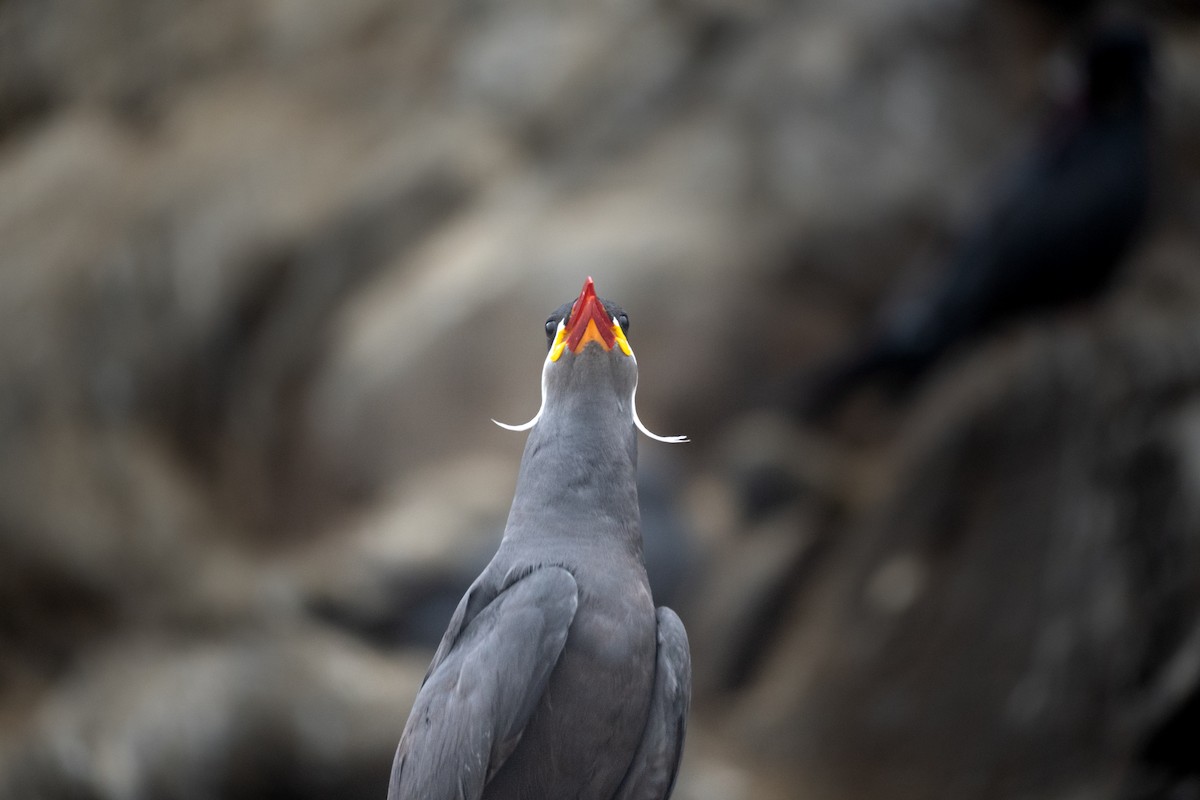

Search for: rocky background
xmin=2 ymin=0 xmax=1200 ymax=798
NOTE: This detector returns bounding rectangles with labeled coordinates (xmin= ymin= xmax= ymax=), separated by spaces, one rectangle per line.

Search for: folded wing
xmin=388 ymin=567 xmax=579 ymax=800
xmin=612 ymin=607 xmax=692 ymax=800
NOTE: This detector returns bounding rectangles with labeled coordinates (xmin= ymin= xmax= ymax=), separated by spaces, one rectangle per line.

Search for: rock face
xmin=1 ymin=1 xmax=1199 ymax=799
xmin=725 ymin=319 xmax=1200 ymax=798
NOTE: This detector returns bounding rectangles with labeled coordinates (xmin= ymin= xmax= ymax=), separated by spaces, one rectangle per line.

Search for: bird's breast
xmin=480 ymin=556 xmax=658 ymax=799
xmin=567 ymin=573 xmax=656 ymax=670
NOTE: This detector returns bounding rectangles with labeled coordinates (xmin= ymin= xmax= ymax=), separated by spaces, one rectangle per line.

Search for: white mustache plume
xmin=493 ymin=321 xmax=688 ymax=444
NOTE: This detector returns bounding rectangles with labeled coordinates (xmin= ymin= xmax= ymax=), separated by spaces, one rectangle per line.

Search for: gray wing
xmin=387 ymin=566 xmax=578 ymax=800
xmin=612 ymin=607 xmax=692 ymax=800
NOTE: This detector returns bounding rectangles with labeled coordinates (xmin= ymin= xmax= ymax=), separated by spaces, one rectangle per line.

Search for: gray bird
xmin=387 ymin=277 xmax=691 ymax=800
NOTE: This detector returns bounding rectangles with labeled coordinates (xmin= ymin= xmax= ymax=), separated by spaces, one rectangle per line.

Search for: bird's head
xmin=1083 ymin=23 xmax=1154 ymax=113
xmin=494 ymin=277 xmax=687 ymax=443
xmin=545 ymin=275 xmax=634 ymax=366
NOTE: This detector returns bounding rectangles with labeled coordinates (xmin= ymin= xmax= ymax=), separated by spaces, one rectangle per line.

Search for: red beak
xmin=565 ymin=277 xmax=617 ymax=353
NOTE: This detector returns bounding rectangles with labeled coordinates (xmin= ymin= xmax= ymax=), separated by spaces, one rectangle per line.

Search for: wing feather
xmin=387 ymin=566 xmax=578 ymax=800
xmin=611 ymin=607 xmax=691 ymax=800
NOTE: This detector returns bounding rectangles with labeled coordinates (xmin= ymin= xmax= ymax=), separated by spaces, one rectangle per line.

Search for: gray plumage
xmin=388 ymin=287 xmax=691 ymax=800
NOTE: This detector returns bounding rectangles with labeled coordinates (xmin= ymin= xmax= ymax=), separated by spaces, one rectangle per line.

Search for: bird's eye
xmin=617 ymin=313 xmax=630 ymax=332
xmin=545 ymin=318 xmax=557 ymax=337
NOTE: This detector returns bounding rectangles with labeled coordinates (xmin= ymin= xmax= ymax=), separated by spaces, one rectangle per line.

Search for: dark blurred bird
xmin=387 ymin=278 xmax=691 ymax=800
xmin=1016 ymin=0 xmax=1104 ymax=19
xmin=803 ymin=23 xmax=1155 ymax=419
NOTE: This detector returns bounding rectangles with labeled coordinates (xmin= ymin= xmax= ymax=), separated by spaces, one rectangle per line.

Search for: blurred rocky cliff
xmin=2 ymin=1 xmax=1200 ymax=798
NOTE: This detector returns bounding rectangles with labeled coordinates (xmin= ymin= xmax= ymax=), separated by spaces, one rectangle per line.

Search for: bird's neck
xmin=502 ymin=387 xmax=642 ymax=555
